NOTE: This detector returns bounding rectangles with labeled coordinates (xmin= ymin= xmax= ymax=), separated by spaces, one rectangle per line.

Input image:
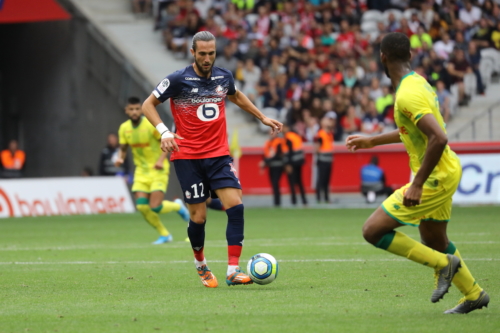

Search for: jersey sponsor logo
xmin=191 ymin=88 xmax=199 ymax=93
xmin=191 ymin=97 xmax=223 ymax=103
xmin=215 ymin=85 xmax=225 ymax=96
xmin=197 ymin=103 xmax=220 ymax=122
xmin=185 ymin=191 xmax=191 ymax=199
xmin=402 ymin=108 xmax=413 ymax=119
xmin=157 ymin=78 xmax=170 ymax=93
xmin=185 ymin=77 xmax=200 ymax=81
xmin=399 ymin=126 xmax=408 ymax=135
xmin=211 ymin=76 xmax=224 ymax=80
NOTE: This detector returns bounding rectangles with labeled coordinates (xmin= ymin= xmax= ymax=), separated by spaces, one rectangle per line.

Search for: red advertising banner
xmin=0 ymin=0 xmax=70 ymax=24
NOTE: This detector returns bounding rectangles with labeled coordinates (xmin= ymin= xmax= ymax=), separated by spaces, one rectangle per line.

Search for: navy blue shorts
xmin=173 ymin=155 xmax=241 ymax=204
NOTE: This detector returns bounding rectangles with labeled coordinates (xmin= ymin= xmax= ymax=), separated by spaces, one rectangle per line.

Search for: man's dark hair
xmin=381 ymin=32 xmax=411 ymax=62
xmin=127 ymin=96 xmax=141 ymax=105
xmin=191 ymin=31 xmax=216 ymax=51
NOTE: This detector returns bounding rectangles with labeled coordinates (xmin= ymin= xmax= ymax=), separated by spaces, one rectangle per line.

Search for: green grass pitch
xmin=0 ymin=207 xmax=499 ymax=332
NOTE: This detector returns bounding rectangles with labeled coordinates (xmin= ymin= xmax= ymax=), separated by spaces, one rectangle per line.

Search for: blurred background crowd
xmin=126 ymin=0 xmax=500 ymax=143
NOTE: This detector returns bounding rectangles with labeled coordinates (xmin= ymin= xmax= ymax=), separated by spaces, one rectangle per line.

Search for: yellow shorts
xmin=132 ymin=169 xmax=169 ymax=193
xmin=381 ymin=173 xmax=461 ymax=227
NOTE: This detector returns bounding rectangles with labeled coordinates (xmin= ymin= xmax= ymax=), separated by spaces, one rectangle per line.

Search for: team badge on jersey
xmin=157 ymin=79 xmax=170 ymax=93
xmin=215 ymin=85 xmax=224 ymax=95
xmin=185 ymin=190 xmax=191 ymax=199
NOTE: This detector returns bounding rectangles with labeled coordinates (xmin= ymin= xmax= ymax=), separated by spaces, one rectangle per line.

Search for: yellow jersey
xmin=118 ymin=117 xmax=168 ymax=175
xmin=394 ymin=71 xmax=460 ymax=189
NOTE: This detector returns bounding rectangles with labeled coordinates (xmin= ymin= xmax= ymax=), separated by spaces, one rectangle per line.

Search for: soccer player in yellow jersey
xmin=346 ymin=33 xmax=489 ymax=314
xmin=115 ymin=97 xmax=190 ymax=244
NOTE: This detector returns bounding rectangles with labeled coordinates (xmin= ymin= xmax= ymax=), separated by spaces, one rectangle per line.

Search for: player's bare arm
xmin=143 ymin=94 xmax=184 ymax=153
xmin=227 ymin=90 xmax=283 ymax=134
xmin=154 ymin=151 xmax=168 ymax=170
xmin=115 ymin=144 xmax=128 ymax=167
xmin=403 ymin=113 xmax=448 ymax=207
xmin=346 ymin=130 xmax=401 ymax=152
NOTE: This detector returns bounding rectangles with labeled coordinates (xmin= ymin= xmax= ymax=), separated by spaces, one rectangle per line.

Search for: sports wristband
xmin=156 ymin=123 xmax=174 ymax=139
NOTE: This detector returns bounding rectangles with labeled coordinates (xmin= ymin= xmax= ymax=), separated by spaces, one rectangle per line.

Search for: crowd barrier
xmin=239 ymin=142 xmax=500 ymax=204
xmin=0 ymin=177 xmax=135 ymax=218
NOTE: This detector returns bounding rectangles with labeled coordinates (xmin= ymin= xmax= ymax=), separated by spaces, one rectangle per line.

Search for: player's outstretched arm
xmin=227 ymin=90 xmax=283 ymax=134
xmin=115 ymin=144 xmax=128 ymax=167
xmin=142 ymin=94 xmax=183 ymax=153
xmin=345 ymin=130 xmax=401 ymax=152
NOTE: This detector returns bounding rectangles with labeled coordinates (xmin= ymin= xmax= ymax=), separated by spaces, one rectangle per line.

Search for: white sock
xmin=227 ymin=265 xmax=238 ymax=277
xmin=194 ymin=258 xmax=206 ymax=269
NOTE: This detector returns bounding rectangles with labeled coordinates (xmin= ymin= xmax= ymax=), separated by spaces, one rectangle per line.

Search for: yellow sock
xmin=151 ymin=200 xmax=181 ymax=214
xmin=444 ymin=242 xmax=482 ymax=300
xmin=376 ymin=231 xmax=448 ymax=269
xmin=136 ymin=204 xmax=169 ymax=237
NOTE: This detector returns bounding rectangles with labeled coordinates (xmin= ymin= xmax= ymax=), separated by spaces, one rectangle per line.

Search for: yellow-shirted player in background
xmin=115 ymin=97 xmax=190 ymax=244
xmin=346 ymin=33 xmax=489 ymax=314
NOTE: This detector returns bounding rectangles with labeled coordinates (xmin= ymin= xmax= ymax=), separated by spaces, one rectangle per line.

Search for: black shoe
xmin=431 ymin=254 xmax=461 ymax=303
xmin=444 ymin=291 xmax=490 ymax=314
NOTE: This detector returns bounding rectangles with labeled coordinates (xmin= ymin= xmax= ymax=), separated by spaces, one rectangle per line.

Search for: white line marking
xmin=0 ymin=258 xmax=498 ymax=265
xmin=0 ymin=240 xmax=497 ymax=252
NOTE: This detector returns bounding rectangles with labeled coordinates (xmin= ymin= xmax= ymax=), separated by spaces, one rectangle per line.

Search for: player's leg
xmin=148 ymin=170 xmax=189 ymax=222
xmin=323 ymin=161 xmax=332 ymax=203
xmin=206 ymin=197 xmax=225 ymax=211
xmin=173 ymin=159 xmax=218 ymax=287
xmin=419 ymin=204 xmax=489 ymax=313
xmin=215 ymin=187 xmax=252 ymax=286
xmin=365 ymin=184 xmax=461 ymax=302
xmin=269 ymin=166 xmax=282 ymax=207
xmin=142 ymin=191 xmax=173 ymax=244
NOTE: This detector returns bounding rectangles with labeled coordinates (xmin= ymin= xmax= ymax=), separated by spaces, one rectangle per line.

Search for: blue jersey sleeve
xmin=152 ymin=72 xmax=181 ymax=102
xmin=226 ymin=71 xmax=237 ymax=96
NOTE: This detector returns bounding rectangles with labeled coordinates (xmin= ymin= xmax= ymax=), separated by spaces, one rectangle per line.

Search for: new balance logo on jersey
xmin=191 ymin=88 xmax=199 ymax=93
xmin=191 ymin=97 xmax=223 ymax=103
xmin=211 ymin=76 xmax=224 ymax=80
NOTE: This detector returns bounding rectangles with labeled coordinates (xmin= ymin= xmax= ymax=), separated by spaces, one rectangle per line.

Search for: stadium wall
xmin=239 ymin=142 xmax=500 ymax=196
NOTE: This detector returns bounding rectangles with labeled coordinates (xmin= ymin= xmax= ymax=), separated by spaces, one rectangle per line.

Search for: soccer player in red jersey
xmin=142 ymin=31 xmax=282 ymax=288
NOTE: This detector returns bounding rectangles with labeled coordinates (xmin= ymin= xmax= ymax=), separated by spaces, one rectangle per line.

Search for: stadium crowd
xmin=146 ymin=0 xmax=500 ymax=142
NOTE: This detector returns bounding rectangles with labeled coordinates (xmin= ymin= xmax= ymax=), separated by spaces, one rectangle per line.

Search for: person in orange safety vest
xmin=1 ymin=139 xmax=26 ymax=178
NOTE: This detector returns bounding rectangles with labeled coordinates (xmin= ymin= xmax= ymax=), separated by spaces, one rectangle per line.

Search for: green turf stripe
xmin=380 ymin=204 xmax=418 ymax=227
xmin=136 ymin=197 xmax=149 ymax=205
xmin=444 ymin=241 xmax=457 ymax=255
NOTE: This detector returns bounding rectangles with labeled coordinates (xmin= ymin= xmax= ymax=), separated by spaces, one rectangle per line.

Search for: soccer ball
xmin=247 ymin=253 xmax=278 ymax=285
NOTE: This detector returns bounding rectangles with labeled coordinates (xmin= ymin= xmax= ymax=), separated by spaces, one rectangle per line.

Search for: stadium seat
xmin=361 ymin=21 xmax=378 ymax=33
xmin=450 ymin=84 xmax=459 ymax=114
xmin=464 ymin=73 xmax=477 ymax=99
xmin=361 ymin=10 xmax=383 ymax=23
xmin=479 ymin=57 xmax=494 ymax=88
xmin=480 ymin=48 xmax=500 ymax=74
xmin=382 ymin=9 xmax=403 ymax=22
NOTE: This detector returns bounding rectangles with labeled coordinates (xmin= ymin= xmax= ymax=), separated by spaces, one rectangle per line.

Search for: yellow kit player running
xmin=115 ymin=97 xmax=189 ymax=244
xmin=346 ymin=33 xmax=489 ymax=314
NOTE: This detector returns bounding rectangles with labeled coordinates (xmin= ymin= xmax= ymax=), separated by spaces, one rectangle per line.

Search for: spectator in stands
xmin=241 ymin=58 xmax=261 ymax=96
xmin=360 ymin=156 xmax=393 ymax=203
xmin=132 ymin=0 xmax=151 ymax=15
xmin=428 ymin=12 xmax=449 ymax=40
xmin=433 ymin=32 xmax=455 ymax=60
xmin=459 ymin=0 xmax=482 ymax=28
xmin=491 ymin=21 xmax=500 ymax=49
xmin=361 ymin=101 xmax=383 ymax=135
xmin=368 ymin=77 xmax=383 ymax=100
xmin=472 ymin=18 xmax=493 ymax=48
xmin=447 ymin=48 xmax=472 ymax=106
xmin=0 ymin=139 xmax=25 ymax=179
xmin=99 ymin=133 xmax=130 ymax=178
xmin=408 ymin=12 xmax=425 ymax=34
xmin=375 ymin=86 xmax=393 ymax=115
xmin=341 ymin=105 xmax=361 ymax=136
xmin=387 ymin=12 xmax=400 ymax=32
xmin=467 ymin=41 xmax=485 ymax=94
xmin=217 ymin=44 xmax=238 ymax=75
xmin=436 ymin=80 xmax=452 ymax=123
xmin=410 ymin=26 xmax=433 ymax=51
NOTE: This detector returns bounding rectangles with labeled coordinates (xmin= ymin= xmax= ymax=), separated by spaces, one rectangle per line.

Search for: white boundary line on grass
xmin=0 ymin=258 xmax=498 ymax=265
xmin=0 ymin=240 xmax=498 ymax=252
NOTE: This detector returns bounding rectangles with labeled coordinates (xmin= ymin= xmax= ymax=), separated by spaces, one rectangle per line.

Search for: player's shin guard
xmin=226 ymin=204 xmax=244 ymax=266
xmin=443 ymin=241 xmax=482 ymax=300
xmin=207 ymin=199 xmax=225 ymax=211
xmin=151 ymin=200 xmax=181 ymax=214
xmin=375 ymin=230 xmax=448 ymax=269
xmin=136 ymin=198 xmax=169 ymax=236
xmin=188 ymin=220 xmax=206 ymax=262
